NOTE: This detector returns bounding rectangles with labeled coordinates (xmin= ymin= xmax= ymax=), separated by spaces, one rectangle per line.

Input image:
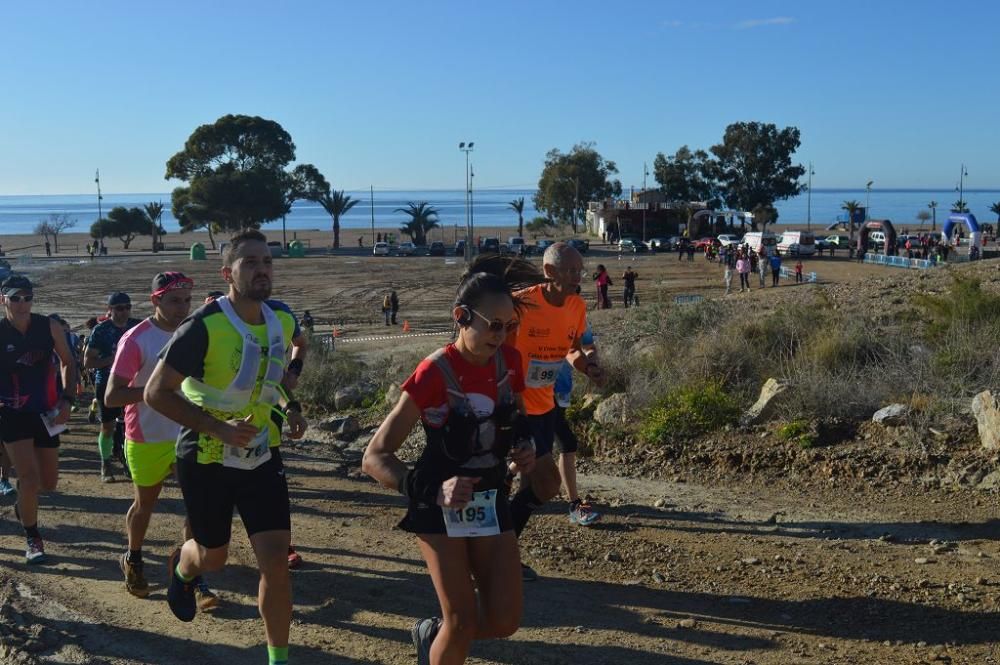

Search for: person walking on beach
xmin=1 ymin=275 xmax=78 ymax=565
xmin=358 ymin=237 xmax=363 ymax=248
xmin=724 ymin=262 xmax=733 ymax=295
xmin=362 ymin=254 xmax=539 ymax=665
xmin=145 ymin=230 xmax=306 ymax=665
xmin=736 ymin=254 xmax=751 ymax=292
xmin=622 ymin=266 xmax=638 ymax=308
xmin=794 ymin=260 xmax=804 ymax=283
xmin=103 ymin=271 xmax=220 ymax=609
xmin=593 ymin=265 xmax=611 ymax=309
xmin=757 ymin=247 xmax=768 ymax=288
xmin=770 ymin=253 xmax=782 ymax=287
xmin=44 ymin=241 xmax=51 ymax=257
xmin=390 ymin=290 xmax=400 ymax=325
xmin=85 ymin=292 xmax=141 ymax=482
xmin=382 ymin=293 xmax=392 ymax=326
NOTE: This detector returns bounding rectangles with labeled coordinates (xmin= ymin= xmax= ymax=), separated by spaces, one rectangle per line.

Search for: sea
xmin=1 ymin=188 xmax=998 ymax=236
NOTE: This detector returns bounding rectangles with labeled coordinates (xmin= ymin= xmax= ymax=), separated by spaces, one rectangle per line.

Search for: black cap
xmin=107 ymin=292 xmax=131 ymax=306
xmin=206 ymin=290 xmax=225 ymax=299
xmin=1 ymin=275 xmax=32 ymax=296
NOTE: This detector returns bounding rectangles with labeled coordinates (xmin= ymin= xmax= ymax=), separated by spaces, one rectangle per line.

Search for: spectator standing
xmin=622 ymin=267 xmax=637 ymax=307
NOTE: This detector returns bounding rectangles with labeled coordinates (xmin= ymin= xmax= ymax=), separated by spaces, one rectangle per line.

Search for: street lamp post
xmin=956 ymin=164 xmax=968 ymax=211
xmin=806 ymin=162 xmax=815 ymax=231
xmin=865 ymin=180 xmax=873 ymax=221
xmin=459 ymin=142 xmax=474 ymax=262
xmin=641 ymin=162 xmax=648 ymax=242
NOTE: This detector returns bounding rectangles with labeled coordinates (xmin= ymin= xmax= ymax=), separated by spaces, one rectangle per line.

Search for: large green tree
xmin=396 ymin=202 xmax=440 ymax=246
xmin=165 ymin=114 xmax=298 ymax=232
xmin=171 ymin=187 xmax=218 ymax=249
xmin=91 ymin=206 xmax=154 ymax=249
xmin=319 ymin=190 xmax=359 ymax=249
xmin=534 ymin=142 xmax=621 ymax=232
xmin=652 ymin=146 xmax=720 ymax=206
xmin=282 ymin=164 xmax=331 ymax=246
xmin=710 ymin=122 xmax=805 ymax=230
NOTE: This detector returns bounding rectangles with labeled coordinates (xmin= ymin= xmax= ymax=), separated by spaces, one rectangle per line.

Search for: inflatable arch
xmin=942 ymin=213 xmax=981 ymax=253
xmin=858 ymin=219 xmax=898 ymax=255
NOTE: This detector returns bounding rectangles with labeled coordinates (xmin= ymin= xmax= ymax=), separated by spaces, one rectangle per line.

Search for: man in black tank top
xmin=0 ymin=275 xmax=78 ymax=565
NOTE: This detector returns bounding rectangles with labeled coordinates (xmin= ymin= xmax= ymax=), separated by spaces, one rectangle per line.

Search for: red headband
xmin=152 ymin=276 xmax=194 ymax=298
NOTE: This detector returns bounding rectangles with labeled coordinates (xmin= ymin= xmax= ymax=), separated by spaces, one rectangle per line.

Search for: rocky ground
xmin=1 ymin=246 xmax=999 ymax=664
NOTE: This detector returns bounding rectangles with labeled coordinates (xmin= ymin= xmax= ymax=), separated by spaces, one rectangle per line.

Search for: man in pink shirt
xmin=106 ymin=272 xmax=219 ymax=610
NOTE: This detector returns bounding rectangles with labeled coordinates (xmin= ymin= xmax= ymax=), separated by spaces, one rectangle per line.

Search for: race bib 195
xmin=443 ymin=490 xmax=500 ymax=538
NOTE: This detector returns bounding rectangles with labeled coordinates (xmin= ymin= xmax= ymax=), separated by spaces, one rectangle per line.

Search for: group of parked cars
xmin=372 ymin=236 xmax=590 ymax=257
xmin=616 ymin=230 xmax=851 ymax=257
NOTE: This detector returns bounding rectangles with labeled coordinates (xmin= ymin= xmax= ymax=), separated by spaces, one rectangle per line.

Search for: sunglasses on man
xmin=7 ymin=294 xmax=33 ymax=303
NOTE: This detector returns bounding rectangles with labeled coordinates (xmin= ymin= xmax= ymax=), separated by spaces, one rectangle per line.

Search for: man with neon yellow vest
xmin=145 ymin=230 xmax=306 ymax=665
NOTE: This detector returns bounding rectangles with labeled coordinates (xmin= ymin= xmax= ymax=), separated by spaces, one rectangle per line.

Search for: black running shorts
xmin=526 ymin=408 xmax=557 ymax=457
xmin=175 ymin=447 xmax=291 ymax=549
xmin=553 ymin=406 xmax=579 ymax=454
xmin=95 ymin=381 xmax=123 ymax=425
xmin=0 ymin=409 xmax=60 ymax=448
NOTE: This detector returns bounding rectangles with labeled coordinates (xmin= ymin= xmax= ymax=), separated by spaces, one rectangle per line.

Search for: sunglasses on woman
xmin=471 ymin=309 xmax=518 ymax=333
xmin=7 ymin=294 xmax=33 ymax=303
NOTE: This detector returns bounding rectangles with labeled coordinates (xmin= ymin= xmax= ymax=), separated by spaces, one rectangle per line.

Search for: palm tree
xmin=144 ymin=201 xmax=164 ymax=252
xmin=396 ymin=202 xmax=440 ymax=246
xmin=951 ymin=199 xmax=969 ymax=213
xmin=990 ymin=202 xmax=1000 ymax=223
xmin=508 ymin=197 xmax=525 ymax=237
xmin=842 ymin=200 xmax=862 ymax=256
xmin=318 ymin=190 xmax=359 ymax=249
xmin=928 ymin=200 xmax=938 ymax=231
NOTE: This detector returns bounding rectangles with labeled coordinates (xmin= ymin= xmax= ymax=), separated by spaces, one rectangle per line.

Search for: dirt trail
xmin=2 ymin=247 xmax=998 ymax=664
xmin=3 ymin=423 xmax=999 ymax=665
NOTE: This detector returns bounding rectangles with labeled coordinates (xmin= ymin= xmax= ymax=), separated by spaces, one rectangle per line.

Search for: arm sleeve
xmin=401 ymin=358 xmax=446 ymax=411
xmin=159 ymin=317 xmax=208 ymax=379
xmin=111 ymin=331 xmax=143 ymax=382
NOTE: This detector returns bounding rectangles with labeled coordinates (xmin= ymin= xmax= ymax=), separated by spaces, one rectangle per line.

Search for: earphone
xmin=456 ymin=304 xmax=472 ymax=327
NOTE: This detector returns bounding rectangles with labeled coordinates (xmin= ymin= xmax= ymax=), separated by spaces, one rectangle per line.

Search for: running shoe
xmin=100 ymin=459 xmax=114 ymax=483
xmin=166 ymin=548 xmax=196 ymax=622
xmin=521 ymin=563 xmax=538 ymax=582
xmin=26 ymin=536 xmax=46 ymax=565
xmin=195 ymin=580 xmax=219 ymax=612
xmin=411 ymin=617 xmax=441 ymax=665
xmin=120 ymin=551 xmax=149 ymax=598
xmin=568 ymin=500 xmax=601 ymax=526
xmin=0 ymin=478 xmax=15 ymax=496
xmin=88 ymin=400 xmax=98 ymax=424
xmin=287 ymin=546 xmax=303 ymax=570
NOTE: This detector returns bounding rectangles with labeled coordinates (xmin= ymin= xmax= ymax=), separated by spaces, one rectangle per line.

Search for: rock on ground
xmin=873 ymin=403 xmax=910 ymax=426
xmin=741 ymin=378 xmax=790 ymax=426
xmin=595 ymin=393 xmax=630 ymax=426
xmin=971 ymin=390 xmax=1000 ymax=450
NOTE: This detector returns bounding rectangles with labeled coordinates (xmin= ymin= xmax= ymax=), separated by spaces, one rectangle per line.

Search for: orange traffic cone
xmin=402 ymin=320 xmax=411 ymax=333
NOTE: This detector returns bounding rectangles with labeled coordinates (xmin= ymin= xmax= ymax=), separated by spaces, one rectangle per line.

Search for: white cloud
xmin=735 ymin=16 xmax=796 ymax=30
xmin=662 ymin=19 xmax=684 ymax=28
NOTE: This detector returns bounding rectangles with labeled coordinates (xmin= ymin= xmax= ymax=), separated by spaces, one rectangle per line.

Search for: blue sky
xmin=1 ymin=0 xmax=997 ymax=195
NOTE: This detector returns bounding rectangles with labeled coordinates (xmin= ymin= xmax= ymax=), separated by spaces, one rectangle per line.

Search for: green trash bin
xmin=288 ymin=240 xmax=305 ymax=258
xmin=190 ymin=242 xmax=206 ymax=261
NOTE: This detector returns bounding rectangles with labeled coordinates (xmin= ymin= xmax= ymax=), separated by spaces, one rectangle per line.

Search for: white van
xmin=741 ymin=231 xmax=778 ymax=255
xmin=777 ymin=231 xmax=816 ymax=256
xmin=868 ymin=231 xmax=886 ymax=251
xmin=505 ymin=236 xmax=525 ymax=255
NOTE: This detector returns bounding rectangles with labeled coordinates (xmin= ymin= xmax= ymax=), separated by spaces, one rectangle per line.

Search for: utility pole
xmin=957 ymin=164 xmax=968 ymax=211
xmin=806 ymin=162 xmax=814 ymax=231
xmin=370 ymin=185 xmax=375 ymax=246
xmin=459 ymin=142 xmax=474 ymax=262
xmin=642 ymin=162 xmax=648 ymax=242
xmin=95 ymin=169 xmax=103 ymax=221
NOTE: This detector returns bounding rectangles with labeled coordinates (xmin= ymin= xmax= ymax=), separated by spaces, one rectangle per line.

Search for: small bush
xmin=639 ymin=381 xmax=740 ymax=444
xmin=777 ymin=419 xmax=817 ymax=449
xmin=296 ymin=344 xmax=369 ymax=412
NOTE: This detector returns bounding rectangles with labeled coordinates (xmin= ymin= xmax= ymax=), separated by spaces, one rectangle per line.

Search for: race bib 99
xmin=526 ymin=360 xmax=564 ymax=389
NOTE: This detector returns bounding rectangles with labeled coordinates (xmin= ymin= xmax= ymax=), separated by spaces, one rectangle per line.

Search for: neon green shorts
xmin=125 ymin=439 xmax=177 ymax=487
